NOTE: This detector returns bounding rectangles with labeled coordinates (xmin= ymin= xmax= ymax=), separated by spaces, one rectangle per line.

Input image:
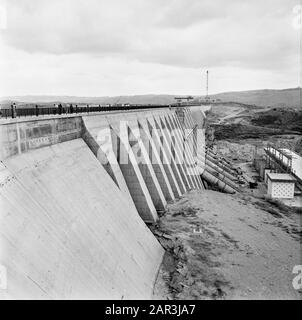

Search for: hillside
xmin=210 ymin=87 xmax=301 ymax=108
xmin=1 ymin=87 xmax=301 ymax=108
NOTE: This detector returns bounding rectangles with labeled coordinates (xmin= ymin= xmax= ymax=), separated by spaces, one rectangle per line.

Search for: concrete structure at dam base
xmin=0 ymin=106 xmax=209 ymax=299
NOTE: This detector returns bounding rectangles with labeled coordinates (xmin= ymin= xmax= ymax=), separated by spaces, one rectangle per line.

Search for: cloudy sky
xmin=0 ymin=0 xmax=300 ymax=97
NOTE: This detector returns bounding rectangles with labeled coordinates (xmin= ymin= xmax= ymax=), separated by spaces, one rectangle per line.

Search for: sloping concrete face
xmin=81 ymin=116 xmax=137 ymax=212
xmin=164 ymin=114 xmax=196 ymax=190
xmin=109 ymin=115 xmax=159 ymax=223
xmin=138 ymin=119 xmax=175 ymax=202
xmin=146 ymin=116 xmax=182 ymax=199
xmin=187 ymin=106 xmax=207 ymax=176
xmin=0 ymin=139 xmax=163 ymax=299
xmin=173 ymin=109 xmax=203 ymax=189
xmin=129 ymin=122 xmax=167 ymax=211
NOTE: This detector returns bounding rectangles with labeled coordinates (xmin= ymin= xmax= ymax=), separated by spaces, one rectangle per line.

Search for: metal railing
xmin=0 ymin=104 xmax=179 ymax=119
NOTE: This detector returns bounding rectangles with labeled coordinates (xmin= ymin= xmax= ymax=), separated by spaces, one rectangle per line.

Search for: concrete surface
xmin=0 ymin=139 xmax=164 ymax=299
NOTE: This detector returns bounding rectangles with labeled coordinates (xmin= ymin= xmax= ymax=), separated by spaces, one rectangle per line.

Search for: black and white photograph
xmin=0 ymin=0 xmax=301 ymax=305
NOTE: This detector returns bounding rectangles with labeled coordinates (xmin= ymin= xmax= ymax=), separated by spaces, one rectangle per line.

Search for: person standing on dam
xmin=58 ymin=103 xmax=63 ymax=115
xmin=10 ymin=103 xmax=17 ymax=118
xmin=35 ymin=105 xmax=39 ymax=117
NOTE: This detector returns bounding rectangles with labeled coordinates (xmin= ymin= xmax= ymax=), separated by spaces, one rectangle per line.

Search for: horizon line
xmin=1 ymin=86 xmax=301 ymax=101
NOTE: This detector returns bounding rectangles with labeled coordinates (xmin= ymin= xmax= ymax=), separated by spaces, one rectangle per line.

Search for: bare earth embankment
xmin=152 ymin=190 xmax=301 ymax=300
xmin=207 ymin=103 xmax=302 ymax=156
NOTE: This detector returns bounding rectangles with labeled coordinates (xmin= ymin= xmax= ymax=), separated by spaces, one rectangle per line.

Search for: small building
xmin=264 ymin=169 xmax=273 ymax=183
xmin=266 ymin=173 xmax=296 ymax=199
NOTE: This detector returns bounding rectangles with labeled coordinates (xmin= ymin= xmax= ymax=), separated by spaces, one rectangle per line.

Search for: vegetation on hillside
xmin=251 ymin=108 xmax=302 ymax=133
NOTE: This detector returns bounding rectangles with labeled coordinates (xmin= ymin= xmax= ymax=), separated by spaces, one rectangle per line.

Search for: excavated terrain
xmin=152 ymin=190 xmax=301 ymax=300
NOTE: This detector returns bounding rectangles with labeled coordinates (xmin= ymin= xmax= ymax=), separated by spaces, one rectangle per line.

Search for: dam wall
xmin=82 ymin=108 xmax=204 ymax=222
xmin=0 ymin=106 xmax=207 ymax=299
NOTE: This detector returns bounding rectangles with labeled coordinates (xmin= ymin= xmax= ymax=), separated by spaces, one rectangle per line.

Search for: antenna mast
xmin=206 ymin=70 xmax=209 ymax=98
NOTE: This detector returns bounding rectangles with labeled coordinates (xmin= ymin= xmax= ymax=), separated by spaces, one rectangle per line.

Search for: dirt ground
xmin=152 ymin=190 xmax=301 ymax=300
xmin=207 ymin=103 xmax=302 ymax=156
xmin=152 ymin=103 xmax=302 ymax=300
xmin=214 ymin=137 xmax=302 ymax=162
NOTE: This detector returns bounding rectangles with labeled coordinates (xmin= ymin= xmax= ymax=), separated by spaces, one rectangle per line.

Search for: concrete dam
xmin=0 ymin=105 xmax=213 ymax=299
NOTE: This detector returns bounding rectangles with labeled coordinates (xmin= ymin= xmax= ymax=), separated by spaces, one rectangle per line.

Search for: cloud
xmin=0 ymin=0 xmax=300 ymax=96
xmin=1 ymin=0 xmax=299 ymax=71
